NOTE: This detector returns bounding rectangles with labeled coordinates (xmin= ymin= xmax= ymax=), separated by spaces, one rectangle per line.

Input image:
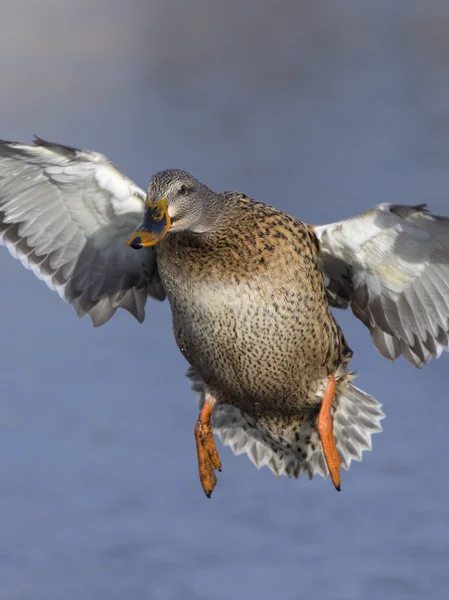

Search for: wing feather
xmin=0 ymin=138 xmax=165 ymax=325
xmin=315 ymin=203 xmax=449 ymax=367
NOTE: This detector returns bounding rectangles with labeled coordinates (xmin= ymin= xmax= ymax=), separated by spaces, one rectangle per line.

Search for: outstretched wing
xmin=315 ymin=203 xmax=449 ymax=367
xmin=0 ymin=137 xmax=165 ymax=326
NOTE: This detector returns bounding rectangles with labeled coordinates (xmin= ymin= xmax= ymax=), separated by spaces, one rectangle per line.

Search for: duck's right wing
xmin=0 ymin=137 xmax=165 ymax=326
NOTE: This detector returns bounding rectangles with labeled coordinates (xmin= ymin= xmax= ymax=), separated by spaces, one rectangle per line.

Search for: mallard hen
xmin=1 ymin=138 xmax=448 ymax=497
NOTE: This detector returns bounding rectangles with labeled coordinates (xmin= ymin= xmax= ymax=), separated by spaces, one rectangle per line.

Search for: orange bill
xmin=127 ymin=197 xmax=172 ymax=249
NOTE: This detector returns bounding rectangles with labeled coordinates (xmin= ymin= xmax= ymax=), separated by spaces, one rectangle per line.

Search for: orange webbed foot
xmin=194 ymin=395 xmax=222 ymax=498
xmin=317 ymin=374 xmax=341 ymax=491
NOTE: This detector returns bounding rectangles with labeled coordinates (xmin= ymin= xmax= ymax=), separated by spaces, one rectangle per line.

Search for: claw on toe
xmin=317 ymin=374 xmax=341 ymax=491
xmin=194 ymin=395 xmax=222 ymax=498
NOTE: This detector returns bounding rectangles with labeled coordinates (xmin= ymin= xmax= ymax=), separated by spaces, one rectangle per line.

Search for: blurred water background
xmin=0 ymin=1 xmax=449 ymax=599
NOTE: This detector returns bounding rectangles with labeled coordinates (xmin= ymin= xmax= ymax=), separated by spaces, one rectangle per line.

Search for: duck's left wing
xmin=314 ymin=203 xmax=449 ymax=367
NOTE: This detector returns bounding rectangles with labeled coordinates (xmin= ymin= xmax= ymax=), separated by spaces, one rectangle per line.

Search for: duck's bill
xmin=126 ymin=197 xmax=171 ymax=249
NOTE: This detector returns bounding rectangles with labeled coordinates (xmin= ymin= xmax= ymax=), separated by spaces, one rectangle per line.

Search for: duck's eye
xmin=179 ymin=184 xmax=189 ymax=195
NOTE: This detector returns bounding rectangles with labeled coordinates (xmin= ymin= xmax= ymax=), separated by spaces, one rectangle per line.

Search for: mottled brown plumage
xmin=159 ymin=191 xmax=351 ymax=412
xmin=129 ymin=172 xmax=365 ymax=495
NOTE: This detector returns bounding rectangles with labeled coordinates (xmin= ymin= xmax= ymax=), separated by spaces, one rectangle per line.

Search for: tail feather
xmin=186 ymin=367 xmax=384 ymax=481
xmin=334 ymin=383 xmax=384 ymax=469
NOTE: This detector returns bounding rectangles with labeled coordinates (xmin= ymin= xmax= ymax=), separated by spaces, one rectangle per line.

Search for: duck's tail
xmin=325 ymin=382 xmax=385 ymax=476
xmin=187 ymin=366 xmax=384 ymax=482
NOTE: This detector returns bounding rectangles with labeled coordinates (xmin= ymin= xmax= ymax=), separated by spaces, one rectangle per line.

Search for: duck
xmin=1 ymin=137 xmax=448 ymax=497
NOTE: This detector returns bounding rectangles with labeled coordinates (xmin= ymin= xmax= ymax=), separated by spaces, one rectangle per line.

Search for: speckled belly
xmin=167 ymin=277 xmax=335 ymax=415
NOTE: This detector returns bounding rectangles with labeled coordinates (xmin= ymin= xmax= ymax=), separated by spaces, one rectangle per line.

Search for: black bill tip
xmin=128 ymin=235 xmax=143 ymax=250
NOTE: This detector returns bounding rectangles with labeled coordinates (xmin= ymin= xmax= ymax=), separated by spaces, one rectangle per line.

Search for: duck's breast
xmin=157 ymin=224 xmax=348 ymax=411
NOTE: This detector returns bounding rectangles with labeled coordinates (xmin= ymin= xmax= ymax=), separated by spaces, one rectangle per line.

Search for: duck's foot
xmin=194 ymin=395 xmax=222 ymax=498
xmin=317 ymin=374 xmax=341 ymax=491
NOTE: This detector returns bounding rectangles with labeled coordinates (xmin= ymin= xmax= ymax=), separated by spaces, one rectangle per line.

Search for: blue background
xmin=0 ymin=2 xmax=448 ymax=598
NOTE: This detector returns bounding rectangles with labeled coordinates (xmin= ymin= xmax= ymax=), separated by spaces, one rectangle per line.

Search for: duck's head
xmin=127 ymin=169 xmax=218 ymax=249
